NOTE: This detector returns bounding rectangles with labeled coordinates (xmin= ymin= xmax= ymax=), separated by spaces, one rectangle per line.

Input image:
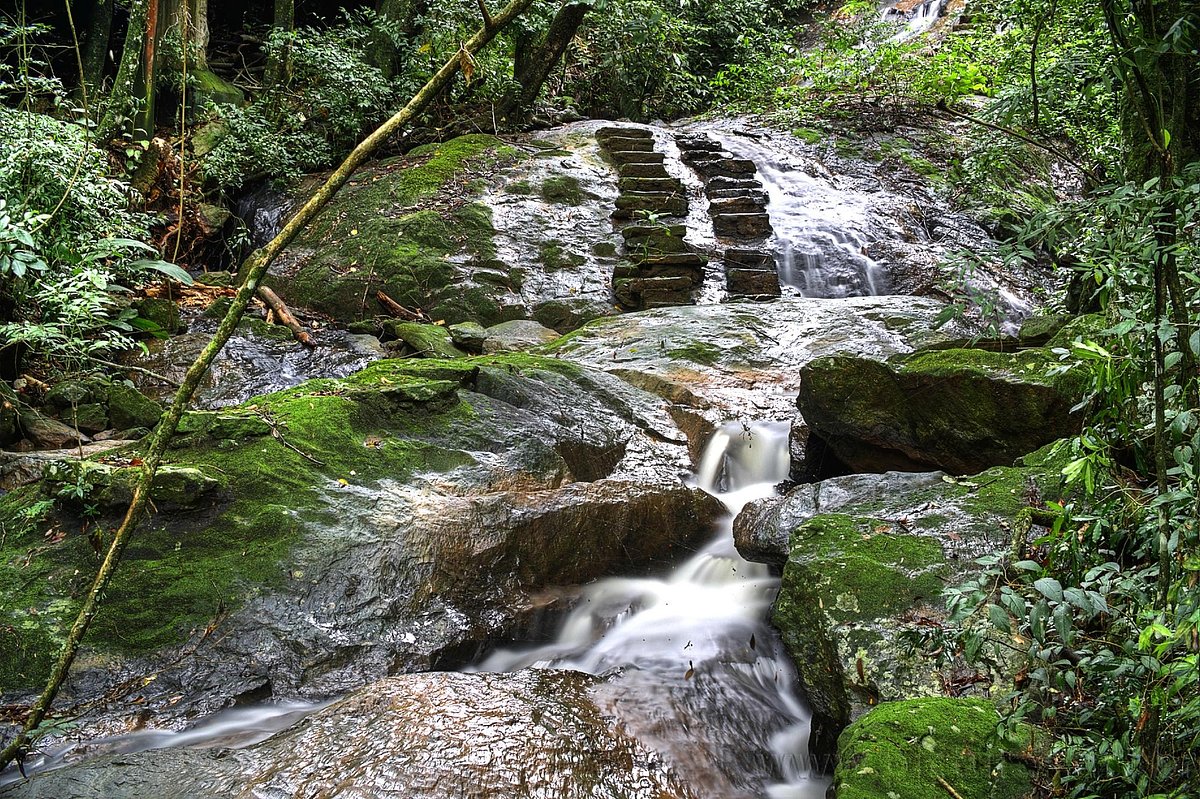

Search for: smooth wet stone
xmin=482 ymin=319 xmax=560 ymax=352
xmin=724 ymin=249 xmax=775 ymax=269
xmin=3 ymin=671 xmax=695 ymax=799
xmin=19 ymin=412 xmax=84 ymax=449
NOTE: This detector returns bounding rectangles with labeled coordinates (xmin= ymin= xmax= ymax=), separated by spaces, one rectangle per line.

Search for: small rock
xmin=20 ymin=412 xmax=86 ymax=449
xmin=483 ymin=320 xmax=560 ymax=353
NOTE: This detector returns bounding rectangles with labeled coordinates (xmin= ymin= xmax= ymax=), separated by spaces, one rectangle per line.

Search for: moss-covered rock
xmin=797 ymin=346 xmax=1086 ymax=474
xmin=266 ymin=135 xmax=519 ymax=326
xmin=382 ymin=321 xmax=467 ymax=359
xmin=0 ymin=353 xmax=715 ymax=733
xmin=762 ymin=448 xmax=1070 ymax=758
xmin=539 ymin=175 xmax=584 ymax=205
xmin=107 ymin=382 xmax=163 ymax=430
xmin=833 ymin=698 xmax=1032 ymax=799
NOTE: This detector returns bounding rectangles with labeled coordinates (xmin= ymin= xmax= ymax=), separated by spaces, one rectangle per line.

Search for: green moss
xmin=834 ymin=698 xmax=1032 ymax=799
xmin=505 ymin=179 xmax=534 ymax=194
xmin=666 ymin=341 xmax=722 ymax=366
xmin=539 ymin=240 xmax=587 ymax=271
xmin=540 ymin=175 xmax=584 ymax=205
xmin=271 ymin=136 xmax=509 ymax=324
xmin=383 ymin=321 xmax=467 ymax=358
xmin=793 ymin=127 xmax=824 ymax=145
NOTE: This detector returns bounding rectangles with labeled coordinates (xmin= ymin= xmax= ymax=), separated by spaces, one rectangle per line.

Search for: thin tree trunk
xmin=265 ymin=0 xmax=295 ymax=86
xmin=0 ymin=0 xmax=537 ymax=772
xmin=80 ymin=0 xmax=115 ymax=96
xmin=98 ymin=0 xmax=150 ymax=141
xmin=501 ymin=0 xmax=591 ymax=120
xmin=370 ymin=0 xmax=425 ymax=79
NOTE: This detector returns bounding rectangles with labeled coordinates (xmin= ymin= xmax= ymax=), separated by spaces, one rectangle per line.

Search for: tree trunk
xmin=98 ymin=0 xmax=156 ymax=141
xmin=370 ymin=0 xmax=426 ymax=79
xmin=265 ymin=0 xmax=296 ymax=86
xmin=80 ymin=0 xmax=115 ymax=96
xmin=0 ymin=0 xmax=540 ymax=769
xmin=501 ymin=0 xmax=591 ymax=120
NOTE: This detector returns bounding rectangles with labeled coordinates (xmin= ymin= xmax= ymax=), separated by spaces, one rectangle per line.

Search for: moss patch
xmin=834 ymin=698 xmax=1032 ymax=799
xmin=540 ymin=175 xmax=584 ymax=205
xmin=269 ymin=135 xmax=517 ymax=325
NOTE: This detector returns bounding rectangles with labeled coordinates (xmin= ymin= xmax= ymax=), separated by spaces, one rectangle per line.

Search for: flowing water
xmin=477 ymin=421 xmax=830 ymax=798
xmin=713 ymin=132 xmax=888 ymax=298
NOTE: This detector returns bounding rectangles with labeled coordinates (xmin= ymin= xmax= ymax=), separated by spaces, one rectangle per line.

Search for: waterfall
xmin=478 ymin=421 xmax=829 ymax=797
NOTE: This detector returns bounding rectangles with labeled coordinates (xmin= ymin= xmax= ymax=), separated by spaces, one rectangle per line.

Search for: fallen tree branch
xmin=376 ymin=290 xmax=429 ymax=322
xmin=0 ymin=0 xmax=538 ymax=770
xmin=257 ymin=286 xmax=315 ymax=348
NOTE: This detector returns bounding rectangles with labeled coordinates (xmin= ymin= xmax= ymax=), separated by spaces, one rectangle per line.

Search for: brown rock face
xmin=4 ymin=671 xmax=697 ymax=799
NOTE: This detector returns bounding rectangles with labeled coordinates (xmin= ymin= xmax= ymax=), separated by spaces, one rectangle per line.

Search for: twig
xmin=85 ymin=357 xmax=182 ymax=387
xmin=376 ymin=290 xmax=429 ymax=322
xmin=257 ymin=286 xmax=315 ymax=348
xmin=937 ymin=776 xmax=965 ymax=799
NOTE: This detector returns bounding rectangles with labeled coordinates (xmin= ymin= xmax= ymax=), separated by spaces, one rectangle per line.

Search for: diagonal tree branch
xmin=0 ymin=0 xmax=537 ymax=771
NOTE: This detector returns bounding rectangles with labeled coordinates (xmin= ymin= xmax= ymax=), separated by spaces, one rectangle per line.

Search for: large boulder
xmin=833 ymin=698 xmax=1032 ymax=799
xmin=796 ymin=346 xmax=1086 ymax=474
xmin=265 ymin=135 xmax=522 ymax=326
xmin=3 ymin=671 xmax=695 ymax=799
xmin=739 ymin=446 xmax=1068 ymax=757
xmin=0 ymin=354 xmax=720 ymax=739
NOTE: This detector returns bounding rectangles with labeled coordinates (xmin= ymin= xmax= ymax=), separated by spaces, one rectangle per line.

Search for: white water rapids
xmin=477 ymin=421 xmax=830 ymax=798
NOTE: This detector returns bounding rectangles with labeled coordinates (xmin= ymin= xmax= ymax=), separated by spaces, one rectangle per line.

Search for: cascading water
xmin=881 ymin=0 xmax=947 ymax=41
xmin=712 ymin=134 xmax=887 ymax=299
xmin=477 ymin=421 xmax=829 ymax=798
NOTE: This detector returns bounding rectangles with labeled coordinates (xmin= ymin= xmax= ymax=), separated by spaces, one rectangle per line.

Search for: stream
xmin=1 ymin=108 xmax=1030 ymax=796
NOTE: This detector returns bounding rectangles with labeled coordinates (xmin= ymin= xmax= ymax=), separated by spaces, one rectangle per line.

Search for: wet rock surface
xmin=552 ymin=295 xmax=978 ymax=422
xmin=749 ymin=445 xmax=1069 ymax=757
xmin=0 ymin=355 xmax=719 ymax=743
xmin=2 ymin=671 xmax=697 ymax=799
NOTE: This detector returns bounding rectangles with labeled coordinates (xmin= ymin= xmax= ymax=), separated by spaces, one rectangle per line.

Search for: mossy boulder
xmin=833 ymin=698 xmax=1033 ymax=799
xmin=266 ymin=135 xmax=520 ymax=326
xmin=797 ymin=346 xmax=1086 ymax=474
xmin=761 ymin=447 xmax=1070 ymax=757
xmin=133 ymin=297 xmax=184 ymax=335
xmin=0 ymin=353 xmax=716 ymax=737
xmin=382 ymin=321 xmax=467 ymax=359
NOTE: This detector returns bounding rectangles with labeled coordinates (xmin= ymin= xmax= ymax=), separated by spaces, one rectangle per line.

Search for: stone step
xmin=618 ymin=177 xmax=684 ymax=194
xmin=613 ymin=261 xmax=704 ymax=280
xmin=608 ymin=150 xmax=667 ymax=165
xmin=618 ymin=162 xmax=671 ymax=179
xmin=726 ymin=268 xmax=782 ymax=297
xmin=597 ymin=127 xmax=652 ymax=142
xmin=623 ymin=233 xmax=691 ymax=256
xmin=688 ymin=157 xmax=757 ymax=179
xmin=642 ymin=291 xmax=696 ymax=308
xmin=601 ymin=137 xmax=655 ymax=152
xmin=713 ymin=212 xmax=772 ymax=238
xmin=706 ymin=188 xmax=769 ymax=202
xmin=621 ymin=223 xmax=687 ymax=240
xmin=675 ymin=135 xmax=722 ymax=152
xmin=710 ymin=195 xmax=768 ymax=216
xmin=706 ymin=176 xmax=762 ymax=193
xmin=613 ymin=192 xmax=688 ymax=218
xmin=632 ymin=252 xmax=706 ymax=269
xmin=725 ymin=248 xmax=775 ymax=269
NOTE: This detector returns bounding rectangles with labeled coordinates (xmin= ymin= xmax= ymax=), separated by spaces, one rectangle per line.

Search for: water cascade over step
xmin=477 ymin=421 xmax=830 ymax=798
xmin=676 ymin=133 xmax=781 ymax=300
xmin=713 ymin=132 xmax=888 ymax=298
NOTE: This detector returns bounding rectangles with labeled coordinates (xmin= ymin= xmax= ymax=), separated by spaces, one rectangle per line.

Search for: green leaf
xmin=1034 ymin=577 xmax=1064 ymax=603
xmin=131 ymin=259 xmax=194 ymax=285
xmin=988 ymin=604 xmax=1011 ymax=634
